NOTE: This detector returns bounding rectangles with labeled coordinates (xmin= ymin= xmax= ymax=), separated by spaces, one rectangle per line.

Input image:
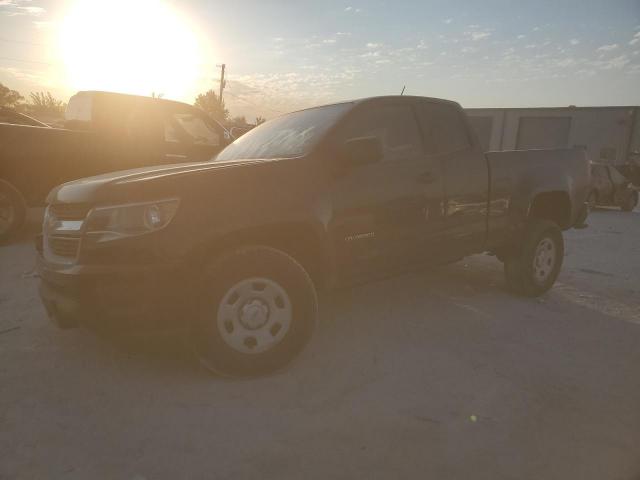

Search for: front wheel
xmin=191 ymin=246 xmax=318 ymax=378
xmin=504 ymin=219 xmax=564 ymax=297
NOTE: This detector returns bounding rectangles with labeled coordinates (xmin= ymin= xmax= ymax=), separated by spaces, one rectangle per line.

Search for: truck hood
xmin=48 ymin=158 xmax=272 ymax=204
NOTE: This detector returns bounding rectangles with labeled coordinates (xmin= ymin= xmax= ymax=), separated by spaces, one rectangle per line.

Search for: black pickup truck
xmin=37 ymin=95 xmax=590 ymax=377
xmin=0 ymin=91 xmax=230 ymax=242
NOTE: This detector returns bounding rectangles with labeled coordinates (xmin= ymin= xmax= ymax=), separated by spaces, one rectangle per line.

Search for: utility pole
xmin=218 ymin=63 xmax=226 ymax=106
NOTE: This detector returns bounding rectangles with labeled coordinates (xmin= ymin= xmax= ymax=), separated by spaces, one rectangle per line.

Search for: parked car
xmin=0 ymin=107 xmax=50 ymax=127
xmin=0 ymin=91 xmax=231 ymax=242
xmin=36 ymin=95 xmax=591 ymax=377
xmin=589 ymin=163 xmax=638 ymax=211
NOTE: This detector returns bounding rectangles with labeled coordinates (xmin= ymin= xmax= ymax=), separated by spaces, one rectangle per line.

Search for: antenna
xmin=400 ymin=86 xmax=406 ymax=96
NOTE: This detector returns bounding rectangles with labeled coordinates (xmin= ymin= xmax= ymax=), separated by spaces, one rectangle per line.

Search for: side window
xmin=164 ymin=113 xmax=221 ymax=147
xmin=127 ymin=106 xmax=163 ymax=143
xmin=419 ymin=102 xmax=471 ymax=154
xmin=341 ymin=104 xmax=423 ymax=162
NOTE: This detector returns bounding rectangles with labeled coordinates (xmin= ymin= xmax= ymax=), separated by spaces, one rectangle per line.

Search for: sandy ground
xmin=1 ymin=208 xmax=639 ymax=480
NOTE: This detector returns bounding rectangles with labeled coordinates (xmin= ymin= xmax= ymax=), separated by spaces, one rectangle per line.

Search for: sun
xmin=58 ymin=0 xmax=205 ymax=101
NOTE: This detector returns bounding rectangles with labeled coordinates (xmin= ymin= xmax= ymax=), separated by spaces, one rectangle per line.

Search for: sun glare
xmin=58 ymin=0 xmax=205 ymax=101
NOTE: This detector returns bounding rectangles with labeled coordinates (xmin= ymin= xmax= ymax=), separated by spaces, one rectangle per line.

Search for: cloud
xmin=471 ymin=32 xmax=491 ymax=41
xmin=323 ymin=38 xmax=337 ymax=44
xmin=225 ymin=70 xmax=362 ymax=117
xmin=443 ymin=18 xmax=453 ymax=24
xmin=366 ymin=42 xmax=381 ymax=48
xmin=517 ymin=34 xmax=525 ymax=40
xmin=570 ymin=39 xmax=580 ymax=45
xmin=344 ymin=6 xmax=361 ymax=13
xmin=464 ymin=27 xmax=492 ymax=41
xmin=596 ymin=44 xmax=618 ymax=52
xmin=0 ymin=0 xmax=45 ymax=16
xmin=600 ymin=55 xmax=630 ymax=69
xmin=630 ymin=32 xmax=640 ymax=46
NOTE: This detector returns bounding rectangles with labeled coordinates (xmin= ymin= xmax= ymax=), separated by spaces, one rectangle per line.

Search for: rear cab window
xmin=418 ymin=101 xmax=472 ymax=155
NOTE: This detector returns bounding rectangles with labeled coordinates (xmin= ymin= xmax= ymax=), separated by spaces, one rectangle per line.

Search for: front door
xmin=329 ymin=100 xmax=445 ymax=283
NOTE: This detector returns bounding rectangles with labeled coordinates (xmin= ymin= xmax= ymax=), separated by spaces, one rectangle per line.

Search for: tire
xmin=504 ymin=219 xmax=564 ymax=297
xmin=191 ymin=246 xmax=318 ymax=378
xmin=586 ymin=190 xmax=597 ymax=211
xmin=0 ymin=180 xmax=27 ymax=244
xmin=620 ymin=190 xmax=638 ymax=212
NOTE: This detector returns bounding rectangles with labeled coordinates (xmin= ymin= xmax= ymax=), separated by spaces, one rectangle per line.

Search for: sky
xmin=1 ymin=0 xmax=639 ymax=120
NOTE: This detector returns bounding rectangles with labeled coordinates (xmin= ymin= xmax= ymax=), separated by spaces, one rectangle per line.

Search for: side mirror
xmin=340 ymin=136 xmax=383 ymax=167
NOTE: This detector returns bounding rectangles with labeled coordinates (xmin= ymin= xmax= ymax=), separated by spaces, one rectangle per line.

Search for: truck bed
xmin=485 ymin=148 xmax=590 ymax=247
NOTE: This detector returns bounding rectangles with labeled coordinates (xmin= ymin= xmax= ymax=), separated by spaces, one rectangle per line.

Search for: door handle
xmin=417 ymin=171 xmax=436 ymax=184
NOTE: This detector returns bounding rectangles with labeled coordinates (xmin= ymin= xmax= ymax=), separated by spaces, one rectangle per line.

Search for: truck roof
xmin=72 ymin=90 xmax=198 ymax=110
xmin=288 ymin=95 xmax=461 ymax=115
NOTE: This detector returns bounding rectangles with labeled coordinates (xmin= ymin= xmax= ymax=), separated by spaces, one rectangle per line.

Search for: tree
xmin=255 ymin=116 xmax=267 ymax=126
xmin=194 ymin=89 xmax=228 ymax=122
xmin=28 ymin=91 xmax=65 ymax=115
xmin=0 ymin=82 xmax=24 ymax=109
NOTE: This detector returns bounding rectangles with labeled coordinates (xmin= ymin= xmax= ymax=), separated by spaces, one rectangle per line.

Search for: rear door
xmin=329 ymin=100 xmax=445 ymax=282
xmin=417 ymin=101 xmax=489 ymax=257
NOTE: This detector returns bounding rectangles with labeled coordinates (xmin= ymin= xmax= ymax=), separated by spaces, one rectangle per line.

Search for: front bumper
xmin=37 ymin=254 xmax=196 ymax=334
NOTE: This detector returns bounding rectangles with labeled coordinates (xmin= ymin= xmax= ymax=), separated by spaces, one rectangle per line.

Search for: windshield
xmin=215 ymin=103 xmax=351 ymax=161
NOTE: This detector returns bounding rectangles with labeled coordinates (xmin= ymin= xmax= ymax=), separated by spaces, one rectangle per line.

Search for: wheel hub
xmin=533 ymin=237 xmax=556 ymax=284
xmin=239 ymin=298 xmax=270 ymax=330
xmin=216 ymin=277 xmax=292 ymax=354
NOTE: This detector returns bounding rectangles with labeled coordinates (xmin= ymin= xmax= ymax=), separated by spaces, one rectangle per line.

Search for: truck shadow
xmin=108 ymin=256 xmax=508 ymax=379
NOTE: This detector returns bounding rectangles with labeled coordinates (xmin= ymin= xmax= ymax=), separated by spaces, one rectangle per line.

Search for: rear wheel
xmin=504 ymin=219 xmax=564 ymax=297
xmin=620 ymin=190 xmax=638 ymax=212
xmin=0 ymin=180 xmax=27 ymax=244
xmin=191 ymin=246 xmax=318 ymax=378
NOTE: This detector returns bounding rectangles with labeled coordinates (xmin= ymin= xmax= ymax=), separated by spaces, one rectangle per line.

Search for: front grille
xmin=48 ymin=235 xmax=80 ymax=258
xmin=49 ymin=203 xmax=92 ymax=221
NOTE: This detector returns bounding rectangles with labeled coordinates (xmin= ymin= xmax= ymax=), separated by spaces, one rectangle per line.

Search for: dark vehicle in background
xmin=37 ymin=95 xmax=590 ymax=377
xmin=589 ymin=163 xmax=638 ymax=211
xmin=0 ymin=91 xmax=231 ymax=242
xmin=0 ymin=106 xmax=49 ymax=127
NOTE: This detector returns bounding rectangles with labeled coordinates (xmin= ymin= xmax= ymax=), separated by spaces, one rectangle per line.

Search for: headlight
xmin=84 ymin=198 xmax=180 ymax=243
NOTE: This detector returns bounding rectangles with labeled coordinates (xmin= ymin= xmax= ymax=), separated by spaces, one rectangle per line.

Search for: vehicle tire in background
xmin=504 ymin=219 xmax=564 ymax=297
xmin=0 ymin=180 xmax=27 ymax=244
xmin=587 ymin=190 xmax=597 ymax=211
xmin=620 ymin=190 xmax=638 ymax=212
xmin=191 ymin=246 xmax=318 ymax=378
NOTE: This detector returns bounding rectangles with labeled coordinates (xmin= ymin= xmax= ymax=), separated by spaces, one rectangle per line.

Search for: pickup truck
xmin=0 ymin=91 xmax=230 ymax=242
xmin=36 ymin=95 xmax=591 ymax=377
